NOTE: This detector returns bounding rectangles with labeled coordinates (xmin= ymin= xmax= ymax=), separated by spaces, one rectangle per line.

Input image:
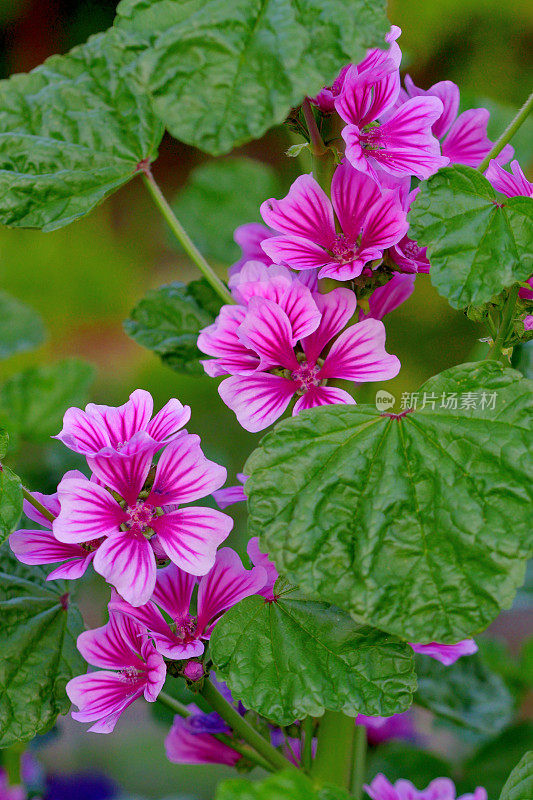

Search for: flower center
xmin=170 ymin=613 xmax=198 ymax=641
xmin=360 ymin=124 xmax=387 ymax=152
xmin=403 ymin=239 xmax=421 ymax=258
xmin=291 ymin=361 xmax=321 ymax=393
xmin=330 ymin=233 xmax=358 ymax=264
xmin=120 ymin=666 xmax=143 ymax=684
xmin=126 ymin=502 xmax=154 ymax=533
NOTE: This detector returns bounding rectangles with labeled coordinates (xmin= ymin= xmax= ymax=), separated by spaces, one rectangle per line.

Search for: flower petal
xmin=218 ymin=373 xmax=297 ymax=433
xmin=443 ymin=108 xmax=513 ymax=167
xmin=212 ymin=484 xmax=247 ymax=509
xmin=410 ymin=639 xmax=478 ymax=666
xmin=261 ymin=235 xmax=334 ymax=272
xmin=147 ymin=398 xmax=191 ymax=442
xmin=362 ymin=274 xmax=416 ymax=320
xmin=331 ymin=162 xmax=383 ymax=240
xmin=196 ymin=547 xmax=267 ymax=635
xmin=54 ymin=477 xmax=126 ymax=544
xmin=9 ymin=528 xmax=94 ymax=580
xmin=76 ymin=611 xmax=146 ymax=669
xmin=149 ymin=434 xmax=227 ymax=505
xmin=93 ymin=530 xmax=157 ymax=607
xmin=302 ymin=288 xmax=357 ymax=364
xmin=54 ymin=407 xmax=110 ymax=455
xmin=238 ymin=297 xmax=299 ymax=371
xmin=151 ymin=507 xmax=233 ymax=576
xmin=320 ymin=318 xmax=401 ymax=382
xmin=152 ymin=562 xmax=197 ymax=620
xmin=247 ymin=537 xmax=279 ymax=601
xmin=486 ymin=158 xmax=533 ymax=198
xmin=87 ymin=449 xmax=152 ymax=506
xmin=335 ymin=59 xmax=399 ymax=128
xmin=260 ymin=174 xmax=336 ymax=247
xmin=404 ymin=75 xmax=460 ymax=139
xmin=230 ymin=222 xmax=274 ymax=276
xmin=293 ymin=386 xmax=356 ymax=415
xmin=85 ymin=389 xmax=154 ymax=448
xmin=22 ymin=491 xmax=60 ymax=528
xmin=197 ymin=305 xmax=260 ymax=376
xmin=165 ymin=716 xmax=241 ymax=766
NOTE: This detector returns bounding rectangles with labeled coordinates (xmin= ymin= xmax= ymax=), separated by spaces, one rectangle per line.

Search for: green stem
xmin=300 ymin=716 xmax=314 ymax=773
xmin=21 ymin=486 xmax=55 ymax=523
xmin=141 ymin=167 xmax=234 ymax=305
xmin=200 ymin=678 xmax=296 ymax=772
xmin=3 ymin=743 xmax=24 ymax=785
xmin=477 ymin=89 xmax=533 ymax=172
xmin=311 ymin=711 xmax=355 ymax=789
xmin=486 ymin=284 xmax=520 ymax=362
xmin=156 ymin=690 xmax=272 ymax=772
xmin=301 ymin=98 xmax=335 ymax=196
xmin=350 ymin=724 xmax=367 ymax=800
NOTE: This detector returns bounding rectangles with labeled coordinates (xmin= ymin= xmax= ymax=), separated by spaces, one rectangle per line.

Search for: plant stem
xmin=311 ymin=711 xmax=355 ymax=789
xmin=300 ymin=716 xmax=314 ymax=773
xmin=301 ymin=98 xmax=336 ymax=196
xmin=350 ymin=724 xmax=367 ymax=800
xmin=141 ymin=167 xmax=234 ymax=305
xmin=21 ymin=486 xmax=55 ymax=523
xmin=477 ymin=89 xmax=533 ymax=172
xmin=200 ymin=678 xmax=296 ymax=772
xmin=3 ymin=743 xmax=24 ymax=785
xmin=157 ymin=690 xmax=272 ymax=771
xmin=486 ymin=284 xmax=520 ymax=362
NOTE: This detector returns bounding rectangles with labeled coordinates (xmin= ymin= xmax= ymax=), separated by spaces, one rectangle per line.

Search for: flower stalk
xmin=200 ymin=677 xmax=297 ymax=773
xmin=21 ymin=486 xmax=55 ymax=523
xmin=141 ymin=165 xmax=234 ymax=305
xmin=477 ymin=89 xmax=533 ymax=172
xmin=311 ymin=710 xmax=355 ymax=789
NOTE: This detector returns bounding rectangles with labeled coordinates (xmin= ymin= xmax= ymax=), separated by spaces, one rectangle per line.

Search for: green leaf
xmin=215 ymin=771 xmax=351 ymax=800
xmin=415 ymin=651 xmax=513 ymax=739
xmin=124 ymin=280 xmax=221 ymax=375
xmin=0 ymin=545 xmax=85 ymax=746
xmin=0 ymin=465 xmax=22 ymax=545
xmin=171 ymin=158 xmax=280 ymax=263
xmin=408 ymin=165 xmax=533 ymax=309
xmin=115 ymin=0 xmax=389 ymax=155
xmin=366 ymin=742 xmax=453 ymax=788
xmin=0 ymin=428 xmax=8 ymax=459
xmin=499 ymin=752 xmax=533 ymax=800
xmin=0 ymin=292 xmax=45 ymax=359
xmin=211 ymin=593 xmax=416 ymax=726
xmin=459 ymin=723 xmax=533 ymax=800
xmin=0 ymin=359 xmax=95 ymax=445
xmin=245 ymin=360 xmax=532 ymax=642
xmin=0 ymin=28 xmax=164 ymax=231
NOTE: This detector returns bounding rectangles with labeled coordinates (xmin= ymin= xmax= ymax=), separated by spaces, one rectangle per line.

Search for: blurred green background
xmin=0 ymin=0 xmax=531 ymax=798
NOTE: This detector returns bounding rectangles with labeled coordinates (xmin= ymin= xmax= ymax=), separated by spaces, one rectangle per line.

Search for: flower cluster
xmin=366 ymin=775 xmax=487 ymax=800
xmin=196 ymin=24 xmax=522 ymax=433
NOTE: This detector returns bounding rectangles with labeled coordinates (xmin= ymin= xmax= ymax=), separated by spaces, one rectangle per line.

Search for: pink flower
xmin=360 ymin=274 xmax=416 ymax=320
xmin=0 ymin=771 xmax=26 ymax=800
xmin=213 ymin=472 xmax=248 ymax=509
xmin=260 ymin=164 xmax=408 ymax=281
xmin=247 ymin=536 xmax=279 ymax=601
xmin=198 ymin=262 xmax=321 ymax=377
xmin=335 ymin=56 xmax=448 ymax=180
xmin=55 ymin=389 xmax=190 ymax=460
xmin=525 ymin=315 xmax=533 ymax=331
xmin=9 ymin=474 xmax=97 ymax=580
xmin=66 ymin=610 xmax=166 ymax=733
xmin=486 ymin=159 xmax=533 ymax=198
xmin=402 ymin=76 xmax=513 ymax=168
xmin=365 ymin=774 xmax=487 ymax=800
xmin=216 ymin=288 xmax=400 ymax=432
xmin=310 ymin=26 xmax=402 ymax=114
xmin=109 ymin=548 xmax=266 ymax=659
xmin=379 ymin=177 xmax=430 ymax=273
xmin=355 ymin=712 xmax=414 ymax=745
xmin=229 ymin=222 xmax=276 ymax=278
xmin=410 ymin=639 xmax=478 ymax=666
xmin=53 ymin=436 xmax=232 ymax=606
xmin=165 ymin=707 xmax=241 ymax=767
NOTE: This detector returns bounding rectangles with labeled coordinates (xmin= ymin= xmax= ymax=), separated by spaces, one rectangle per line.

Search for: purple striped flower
xmin=66 ymin=610 xmax=166 ymax=733
xmin=109 ymin=548 xmax=266 ymax=659
xmin=410 ymin=640 xmax=478 ymax=665
xmin=53 ymin=433 xmax=232 ymax=606
xmin=260 ymin=163 xmax=408 ymax=281
xmin=365 ymin=775 xmax=487 ymax=800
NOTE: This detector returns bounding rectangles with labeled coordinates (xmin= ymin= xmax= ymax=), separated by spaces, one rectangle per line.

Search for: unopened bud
xmin=183 ymin=661 xmax=204 ymax=682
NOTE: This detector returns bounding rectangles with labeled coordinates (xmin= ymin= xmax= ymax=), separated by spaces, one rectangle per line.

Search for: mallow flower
xmin=213 ymin=472 xmax=248 ymax=509
xmin=109 ymin=548 xmax=266 ymax=659
xmin=166 ymin=708 xmax=241 ymax=767
xmin=10 ymin=474 xmax=98 ymax=580
xmin=401 ymin=76 xmax=513 ymax=168
xmin=335 ymin=49 xmax=448 ymax=180
xmin=229 ymin=222 xmax=276 ymax=277
xmin=486 ymin=158 xmax=533 ymax=198
xmin=66 ymin=610 xmax=166 ymax=733
xmin=212 ymin=287 xmax=400 ymax=432
xmin=359 ymin=274 xmax=416 ymax=321
xmin=53 ymin=433 xmax=232 ymax=606
xmin=365 ymin=774 xmax=487 ymax=800
xmin=260 ymin=163 xmax=408 ymax=281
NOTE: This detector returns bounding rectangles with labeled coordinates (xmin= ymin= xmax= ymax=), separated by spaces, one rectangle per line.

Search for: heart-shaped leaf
xmin=0 ymin=464 xmax=22 ymax=546
xmin=409 ymin=166 xmax=533 ymax=309
xmin=0 ymin=546 xmax=85 ymax=745
xmin=0 ymin=28 xmax=164 ymax=230
xmin=499 ymin=751 xmax=533 ymax=800
xmin=211 ymin=593 xmax=416 ymax=726
xmin=245 ymin=361 xmax=532 ymax=642
xmin=115 ymin=0 xmax=389 ymax=155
